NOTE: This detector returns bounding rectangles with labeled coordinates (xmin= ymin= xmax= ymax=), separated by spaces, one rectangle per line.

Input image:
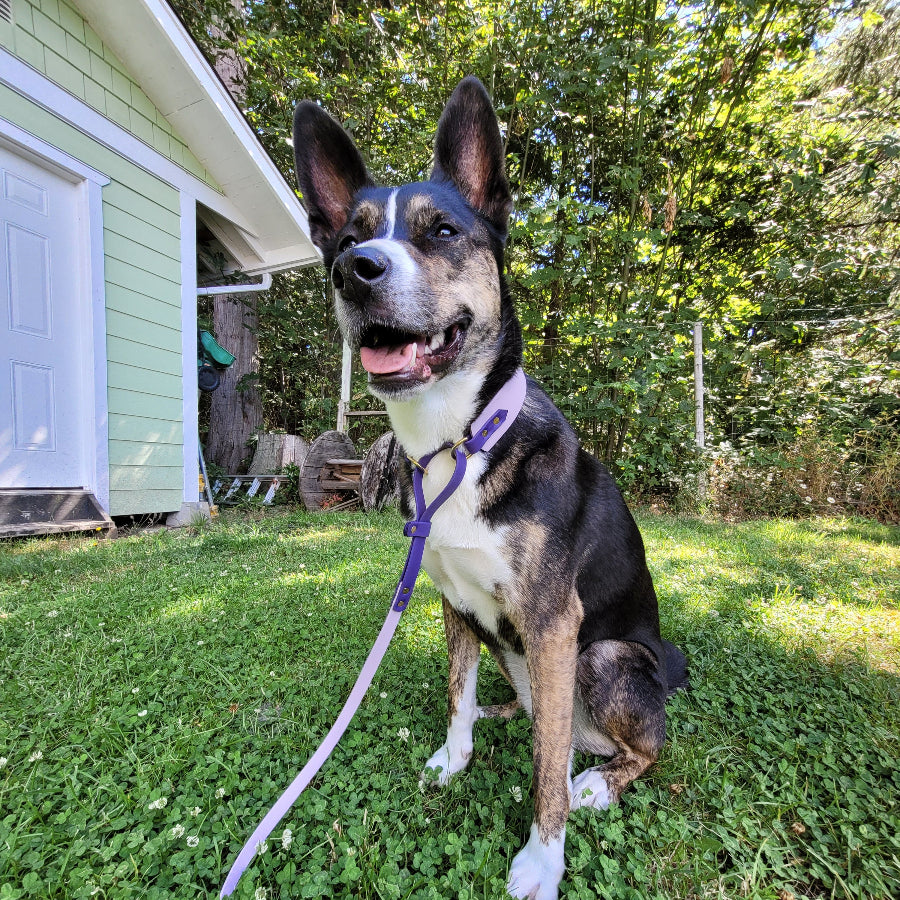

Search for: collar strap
xmin=393 ymin=367 xmax=526 ymax=612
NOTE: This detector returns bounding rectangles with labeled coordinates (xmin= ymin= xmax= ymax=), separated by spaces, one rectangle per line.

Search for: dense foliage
xmin=176 ymin=0 xmax=899 ymax=519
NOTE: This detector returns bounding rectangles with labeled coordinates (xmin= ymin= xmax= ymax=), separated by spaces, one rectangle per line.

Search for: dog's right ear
xmin=293 ymin=101 xmax=372 ymax=252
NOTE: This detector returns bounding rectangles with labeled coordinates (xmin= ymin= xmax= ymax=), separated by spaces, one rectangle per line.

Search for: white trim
xmin=0 ymin=46 xmax=259 ymax=239
xmin=179 ymin=193 xmax=199 ymax=506
xmin=0 ymin=116 xmax=108 ymax=186
xmin=196 ymin=273 xmax=272 ymax=296
xmin=137 ymin=0 xmax=308 ymax=227
xmin=0 ymin=122 xmax=110 ymax=510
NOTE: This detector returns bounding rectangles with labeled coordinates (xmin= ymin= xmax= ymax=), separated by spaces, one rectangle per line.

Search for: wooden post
xmin=693 ymin=322 xmax=705 ymax=449
xmin=693 ymin=321 xmax=707 ymax=504
xmin=337 ymin=340 xmax=353 ymax=433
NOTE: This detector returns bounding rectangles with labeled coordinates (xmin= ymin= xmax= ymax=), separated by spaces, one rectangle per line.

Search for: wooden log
xmin=249 ymin=433 xmax=309 ymax=475
xmin=360 ymin=431 xmax=402 ymax=512
xmin=300 ymin=431 xmax=357 ymax=511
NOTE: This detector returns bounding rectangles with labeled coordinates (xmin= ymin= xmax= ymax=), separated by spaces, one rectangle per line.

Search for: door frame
xmin=0 ymin=117 xmax=111 ymax=510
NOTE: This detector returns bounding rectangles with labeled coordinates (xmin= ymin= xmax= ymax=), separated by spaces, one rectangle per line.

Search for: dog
xmin=292 ymin=76 xmax=688 ymax=900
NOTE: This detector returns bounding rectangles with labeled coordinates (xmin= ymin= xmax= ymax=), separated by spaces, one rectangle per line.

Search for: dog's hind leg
xmin=570 ymin=640 xmax=667 ymax=811
xmin=422 ymin=596 xmax=482 ymax=785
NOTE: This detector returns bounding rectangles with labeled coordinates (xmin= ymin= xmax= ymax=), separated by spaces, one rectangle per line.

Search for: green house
xmin=0 ymin=0 xmax=318 ymax=533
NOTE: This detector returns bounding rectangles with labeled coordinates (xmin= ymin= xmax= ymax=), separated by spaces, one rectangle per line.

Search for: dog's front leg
xmin=508 ymin=617 xmax=579 ymax=900
xmin=422 ymin=596 xmax=481 ymax=785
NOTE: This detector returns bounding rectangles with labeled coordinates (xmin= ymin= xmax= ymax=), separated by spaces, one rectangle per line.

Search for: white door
xmin=0 ymin=146 xmax=88 ymax=489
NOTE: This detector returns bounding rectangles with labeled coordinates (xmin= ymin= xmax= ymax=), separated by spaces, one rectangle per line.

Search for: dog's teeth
xmin=428 ymin=334 xmax=443 ymax=352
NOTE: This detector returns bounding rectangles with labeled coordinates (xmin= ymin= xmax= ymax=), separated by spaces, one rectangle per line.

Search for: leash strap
xmin=219 ymin=368 xmax=526 ymax=897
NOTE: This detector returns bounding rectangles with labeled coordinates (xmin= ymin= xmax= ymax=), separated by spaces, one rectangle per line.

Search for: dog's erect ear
xmin=431 ymin=76 xmax=512 ymax=234
xmin=293 ymin=101 xmax=373 ymax=251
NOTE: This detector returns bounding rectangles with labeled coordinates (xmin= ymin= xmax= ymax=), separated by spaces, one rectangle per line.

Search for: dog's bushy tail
xmin=663 ymin=640 xmax=689 ymax=696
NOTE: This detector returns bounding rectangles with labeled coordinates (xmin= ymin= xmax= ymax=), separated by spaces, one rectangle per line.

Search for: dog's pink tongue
xmin=360 ymin=342 xmax=416 ymax=375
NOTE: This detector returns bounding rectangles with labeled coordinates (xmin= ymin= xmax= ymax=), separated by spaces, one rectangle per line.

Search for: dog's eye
xmin=434 ymin=223 xmax=458 ymax=239
xmin=338 ymin=235 xmax=358 ymax=253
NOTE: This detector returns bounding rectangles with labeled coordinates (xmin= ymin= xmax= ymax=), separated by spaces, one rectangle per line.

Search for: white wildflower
xmin=510 ymin=786 xmax=523 ymax=803
xmin=132 ymin=687 xmax=139 ymax=694
xmin=171 ymin=824 xmax=185 ymax=839
xmin=0 ymin=757 xmax=7 ymax=768
xmin=397 ymin=727 xmax=410 ymax=742
xmin=827 ymin=497 xmax=835 ymax=504
xmin=29 ymin=750 xmax=43 ymax=762
xmin=46 ymin=610 xmax=58 ymax=618
xmin=138 ymin=710 xmax=148 ymax=717
xmin=254 ymin=889 xmax=267 ymax=900
xmin=256 ymin=840 xmax=269 ymax=855
xmin=281 ymin=828 xmax=293 ymax=850
xmin=379 ymin=691 xmax=387 ymax=699
xmin=190 ymin=806 xmax=201 ymax=817
xmin=186 ymin=835 xmax=199 ymax=848
xmin=148 ymin=797 xmax=168 ymax=810
xmin=215 ymin=787 xmax=226 ymax=799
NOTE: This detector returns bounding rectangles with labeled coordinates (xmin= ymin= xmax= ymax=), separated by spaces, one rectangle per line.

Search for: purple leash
xmin=219 ymin=369 xmax=526 ymax=897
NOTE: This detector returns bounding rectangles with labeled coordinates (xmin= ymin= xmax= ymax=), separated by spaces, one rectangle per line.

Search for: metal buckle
xmin=450 ymin=435 xmax=472 ymax=458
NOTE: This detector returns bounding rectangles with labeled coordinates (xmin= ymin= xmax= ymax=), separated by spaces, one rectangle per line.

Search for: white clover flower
xmin=281 ymin=828 xmax=293 ymax=850
xmin=510 ymin=786 xmax=523 ymax=803
xmin=171 ymin=824 xmax=185 ymax=839
xmin=190 ymin=806 xmax=201 ymax=817
xmin=255 ymin=840 xmax=269 ymax=855
xmin=379 ymin=691 xmax=387 ymax=699
xmin=148 ymin=797 xmax=168 ymax=810
xmin=46 ymin=610 xmax=58 ymax=618
xmin=254 ymin=888 xmax=267 ymax=900
xmin=138 ymin=710 xmax=148 ymax=718
xmin=29 ymin=750 xmax=43 ymax=762
xmin=186 ymin=835 xmax=199 ymax=848
xmin=215 ymin=787 xmax=226 ymax=799
xmin=0 ymin=757 xmax=7 ymax=768
xmin=397 ymin=727 xmax=410 ymax=743
xmin=132 ymin=687 xmax=139 ymax=694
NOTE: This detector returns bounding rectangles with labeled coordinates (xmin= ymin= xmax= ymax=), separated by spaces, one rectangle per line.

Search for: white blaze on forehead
xmin=382 ymin=189 xmax=399 ymax=239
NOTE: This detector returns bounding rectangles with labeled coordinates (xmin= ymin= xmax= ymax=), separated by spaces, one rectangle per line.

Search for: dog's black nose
xmin=332 ymin=246 xmax=390 ymax=298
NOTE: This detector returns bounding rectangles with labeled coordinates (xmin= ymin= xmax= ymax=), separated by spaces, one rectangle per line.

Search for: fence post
xmin=337 ymin=340 xmax=353 ymax=433
xmin=693 ymin=322 xmax=707 ymax=503
xmin=693 ymin=322 xmax=705 ymax=449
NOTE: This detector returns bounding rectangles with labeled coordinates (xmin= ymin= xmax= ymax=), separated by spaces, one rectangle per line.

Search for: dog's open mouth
xmin=359 ymin=320 xmax=468 ymax=384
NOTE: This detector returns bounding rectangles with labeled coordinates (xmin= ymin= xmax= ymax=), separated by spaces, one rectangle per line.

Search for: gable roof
xmin=74 ymin=0 xmax=319 ymax=275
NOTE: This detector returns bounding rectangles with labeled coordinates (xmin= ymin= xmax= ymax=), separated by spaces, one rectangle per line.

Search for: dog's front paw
xmin=420 ymin=742 xmax=470 ymax=787
xmin=507 ymin=824 xmax=565 ymax=900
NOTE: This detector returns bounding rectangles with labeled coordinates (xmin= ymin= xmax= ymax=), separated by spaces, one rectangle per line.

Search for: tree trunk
xmin=205 ymin=2 xmax=258 ymax=474
xmin=206 ymin=294 xmax=263 ymax=473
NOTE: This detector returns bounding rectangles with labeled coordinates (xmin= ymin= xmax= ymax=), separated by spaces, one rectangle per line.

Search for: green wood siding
xmin=1 ymin=0 xmax=221 ymax=191
xmin=0 ymin=81 xmax=187 ymax=516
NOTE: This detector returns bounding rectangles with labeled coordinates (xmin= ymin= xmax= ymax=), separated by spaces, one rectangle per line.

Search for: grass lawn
xmin=1 ymin=508 xmax=898 ymax=900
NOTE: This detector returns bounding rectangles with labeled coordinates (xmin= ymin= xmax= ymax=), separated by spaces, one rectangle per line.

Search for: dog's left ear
xmin=431 ymin=76 xmax=512 ymax=235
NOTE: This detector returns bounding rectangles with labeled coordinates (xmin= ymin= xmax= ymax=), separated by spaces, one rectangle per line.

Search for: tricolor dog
xmin=293 ymin=77 xmax=688 ymax=900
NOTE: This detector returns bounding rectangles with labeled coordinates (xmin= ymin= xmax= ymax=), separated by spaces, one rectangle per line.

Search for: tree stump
xmin=360 ymin=431 xmax=402 ymax=511
xmin=300 ymin=431 xmax=357 ymax=511
xmin=249 ymin=434 xmax=309 ymax=475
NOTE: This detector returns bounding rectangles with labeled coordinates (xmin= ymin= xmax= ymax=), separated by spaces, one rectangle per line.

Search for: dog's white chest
xmin=417 ymin=451 xmax=511 ymax=634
